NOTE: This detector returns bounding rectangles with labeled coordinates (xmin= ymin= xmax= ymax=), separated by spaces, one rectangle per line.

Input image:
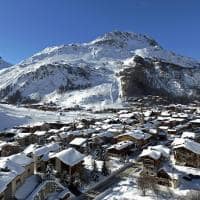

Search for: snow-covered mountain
xmin=0 ymin=31 xmax=199 ymax=107
xmin=0 ymin=57 xmax=11 ymax=69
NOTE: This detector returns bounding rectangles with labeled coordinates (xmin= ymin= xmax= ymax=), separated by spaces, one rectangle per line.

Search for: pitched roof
xmin=108 ymin=141 xmax=133 ymax=151
xmin=35 ymin=143 xmax=60 ymax=157
xmin=0 ymin=171 xmax=16 ymax=193
xmin=0 ymin=158 xmax=25 ymax=175
xmin=120 ymin=129 xmax=151 ymax=140
xmin=69 ymin=137 xmax=87 ymax=146
xmin=54 ymin=148 xmax=84 ymax=167
xmin=9 ymin=153 xmax=33 ymax=167
xmin=172 ymin=138 xmax=200 ymax=155
xmin=139 ymin=148 xmax=161 ymax=160
xmin=139 ymin=145 xmax=170 ymax=160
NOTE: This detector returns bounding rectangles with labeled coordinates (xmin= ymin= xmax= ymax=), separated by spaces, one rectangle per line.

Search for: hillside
xmin=0 ymin=31 xmax=199 ymax=108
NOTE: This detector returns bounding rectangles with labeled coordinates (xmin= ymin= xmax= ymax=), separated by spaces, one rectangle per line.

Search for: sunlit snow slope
xmin=0 ymin=31 xmax=199 ymax=108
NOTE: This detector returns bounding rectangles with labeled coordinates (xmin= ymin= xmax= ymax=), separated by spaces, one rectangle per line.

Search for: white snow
xmin=0 ymin=111 xmax=29 ymax=131
xmin=0 ymin=31 xmax=199 ymax=109
xmin=172 ymin=138 xmax=200 ymax=155
xmin=108 ymin=141 xmax=133 ymax=151
xmin=139 ymin=145 xmax=170 ymax=160
xmin=9 ymin=153 xmax=33 ymax=167
xmin=69 ymin=137 xmax=87 ymax=146
xmin=0 ymin=171 xmax=16 ymax=193
xmin=122 ymin=129 xmax=152 ymax=140
xmin=181 ymin=131 xmax=198 ymax=139
xmin=34 ymin=143 xmax=60 ymax=157
xmin=102 ymin=177 xmax=174 ymax=200
xmin=54 ymin=147 xmax=84 ymax=167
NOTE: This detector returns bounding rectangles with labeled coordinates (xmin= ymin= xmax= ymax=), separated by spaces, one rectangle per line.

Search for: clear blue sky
xmin=0 ymin=0 xmax=199 ymax=64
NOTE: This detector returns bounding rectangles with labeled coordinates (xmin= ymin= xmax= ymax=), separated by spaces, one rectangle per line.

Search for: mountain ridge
xmin=0 ymin=57 xmax=12 ymax=69
xmin=0 ymin=31 xmax=199 ymax=108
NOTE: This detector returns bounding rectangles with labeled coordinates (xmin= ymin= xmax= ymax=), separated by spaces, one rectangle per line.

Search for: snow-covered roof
xmin=67 ymin=130 xmax=81 ymax=136
xmin=0 ymin=171 xmax=16 ymax=193
xmin=108 ymin=141 xmax=133 ymax=151
xmin=0 ymin=158 xmax=25 ymax=175
xmin=33 ymin=131 xmax=46 ymax=136
xmin=173 ymin=165 xmax=200 ymax=176
xmin=149 ymin=128 xmax=157 ymax=135
xmin=48 ymin=129 xmax=61 ymax=134
xmin=161 ymin=111 xmax=171 ymax=117
xmin=59 ymin=126 xmax=71 ymax=132
xmin=190 ymin=119 xmax=200 ymax=124
xmin=54 ymin=147 xmax=84 ymax=167
xmin=181 ymin=131 xmax=198 ymax=139
xmin=119 ymin=113 xmax=135 ymax=119
xmin=15 ymin=132 xmax=32 ymax=139
xmin=172 ymin=113 xmax=188 ymax=119
xmin=34 ymin=143 xmax=60 ymax=157
xmin=151 ymin=145 xmax=170 ymax=158
xmin=139 ymin=148 xmax=161 ymax=160
xmin=69 ymin=137 xmax=87 ymax=146
xmin=15 ymin=175 xmax=40 ymax=199
xmin=158 ymin=166 xmax=179 ymax=179
xmin=82 ymin=128 xmax=96 ymax=136
xmin=139 ymin=145 xmax=170 ymax=160
xmin=0 ymin=141 xmax=10 ymax=150
xmin=121 ymin=129 xmax=151 ymax=140
xmin=9 ymin=153 xmax=33 ymax=167
xmin=158 ymin=126 xmax=169 ymax=130
xmin=97 ymin=131 xmax=114 ymax=138
xmin=0 ymin=141 xmax=18 ymax=150
xmin=23 ymin=144 xmax=37 ymax=155
xmin=172 ymin=138 xmax=200 ymax=155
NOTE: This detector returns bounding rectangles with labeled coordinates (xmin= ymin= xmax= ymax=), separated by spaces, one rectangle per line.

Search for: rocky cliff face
xmin=0 ymin=31 xmax=199 ymax=107
xmin=119 ymin=56 xmax=200 ymax=101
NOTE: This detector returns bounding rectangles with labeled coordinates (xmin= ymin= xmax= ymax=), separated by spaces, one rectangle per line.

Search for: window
xmin=16 ymin=178 xmax=21 ymax=188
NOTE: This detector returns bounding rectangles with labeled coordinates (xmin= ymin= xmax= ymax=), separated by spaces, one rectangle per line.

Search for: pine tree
xmin=101 ymin=160 xmax=109 ymax=176
xmin=91 ymin=160 xmax=99 ymax=182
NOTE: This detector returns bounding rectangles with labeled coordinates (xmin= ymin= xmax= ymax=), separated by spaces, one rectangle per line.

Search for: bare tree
xmin=137 ymin=175 xmax=157 ymax=196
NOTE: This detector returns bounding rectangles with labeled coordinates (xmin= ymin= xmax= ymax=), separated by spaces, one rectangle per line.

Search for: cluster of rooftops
xmin=0 ymin=95 xmax=200 ymax=198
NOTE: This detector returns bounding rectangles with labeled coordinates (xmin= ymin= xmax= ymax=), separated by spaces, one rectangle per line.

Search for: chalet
xmin=15 ymin=132 xmax=37 ymax=146
xmin=116 ymin=129 xmax=152 ymax=148
xmin=158 ymin=126 xmax=168 ymax=133
xmin=8 ymin=153 xmax=34 ymax=180
xmin=33 ymin=143 xmax=61 ymax=172
xmin=33 ymin=131 xmax=46 ymax=144
xmin=0 ymin=141 xmax=20 ymax=157
xmin=139 ymin=145 xmax=170 ymax=175
xmin=51 ymin=148 xmax=84 ymax=178
xmin=92 ymin=131 xmax=114 ymax=145
xmin=69 ymin=137 xmax=87 ymax=153
xmin=107 ymin=141 xmax=134 ymax=156
xmin=172 ymin=138 xmax=200 ymax=168
xmin=190 ymin=119 xmax=200 ymax=128
xmin=0 ymin=153 xmax=34 ymax=199
xmin=59 ymin=130 xmax=81 ymax=143
xmin=138 ymin=146 xmax=179 ymax=188
xmin=0 ymin=171 xmax=16 ymax=200
xmin=156 ymin=167 xmax=179 ymax=188
xmin=181 ymin=131 xmax=200 ymax=142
